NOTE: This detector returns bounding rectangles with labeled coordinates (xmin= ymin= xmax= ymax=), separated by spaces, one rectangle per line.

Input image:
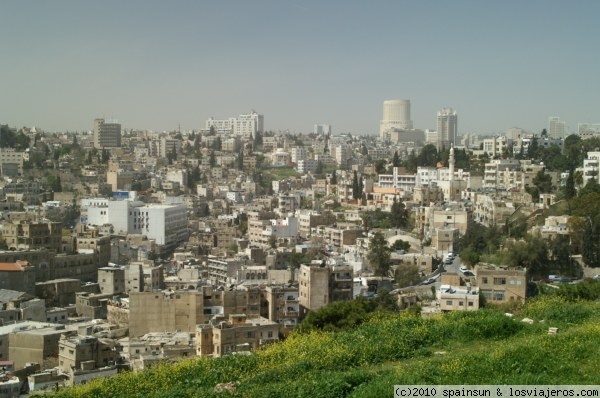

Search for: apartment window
xmin=446 ymin=300 xmax=452 ymax=306
xmin=493 ymin=277 xmax=506 ymax=285
xmin=493 ymin=292 xmax=505 ymax=301
xmin=468 ymin=302 xmax=474 ymax=307
xmin=459 ymin=301 xmax=464 ymax=306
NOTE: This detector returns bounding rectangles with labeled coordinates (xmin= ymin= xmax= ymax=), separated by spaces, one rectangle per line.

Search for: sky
xmin=1 ymin=1 xmax=599 ymax=135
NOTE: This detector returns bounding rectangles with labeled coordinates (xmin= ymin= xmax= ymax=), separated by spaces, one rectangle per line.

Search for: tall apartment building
xmin=436 ymin=108 xmax=458 ymax=149
xmin=379 ymin=99 xmax=413 ymax=139
xmin=298 ymin=263 xmax=353 ymax=315
xmin=548 ymin=116 xmax=566 ymax=139
xmin=263 ymin=285 xmax=300 ymax=329
xmin=93 ymin=118 xmax=121 ymax=149
xmin=314 ymin=124 xmax=331 ymax=136
xmin=205 ymin=111 xmax=263 ymax=139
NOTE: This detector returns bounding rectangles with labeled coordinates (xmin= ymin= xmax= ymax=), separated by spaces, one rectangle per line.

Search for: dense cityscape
xmin=0 ymin=100 xmax=599 ymax=394
xmin=2 ymin=1 xmax=600 ymax=397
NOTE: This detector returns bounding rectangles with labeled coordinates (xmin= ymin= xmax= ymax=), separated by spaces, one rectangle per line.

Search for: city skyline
xmin=1 ymin=1 xmax=599 ymax=134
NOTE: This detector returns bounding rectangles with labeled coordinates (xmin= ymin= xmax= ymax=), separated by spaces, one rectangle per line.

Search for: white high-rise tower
xmin=379 ymin=99 xmax=413 ymax=139
xmin=436 ymin=108 xmax=457 ymax=149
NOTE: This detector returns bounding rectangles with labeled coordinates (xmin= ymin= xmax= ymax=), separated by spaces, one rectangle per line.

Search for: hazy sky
xmin=1 ymin=1 xmax=599 ymax=135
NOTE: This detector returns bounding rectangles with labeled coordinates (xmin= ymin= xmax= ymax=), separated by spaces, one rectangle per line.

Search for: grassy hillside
xmin=41 ymin=294 xmax=600 ymax=398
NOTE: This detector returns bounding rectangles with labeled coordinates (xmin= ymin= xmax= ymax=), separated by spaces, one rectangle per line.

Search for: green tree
xmin=404 ymin=149 xmax=418 ymax=173
xmin=315 ymin=161 xmax=324 ymax=174
xmin=564 ymin=169 xmax=576 ymax=200
xmin=331 ymin=170 xmax=337 ymax=185
xmin=209 ymin=150 xmax=216 ymax=168
xmin=237 ymin=150 xmax=244 ymax=170
xmin=394 ymin=263 xmax=420 ymax=287
xmin=417 ymin=144 xmax=439 ymax=167
xmin=533 ymin=169 xmax=553 ymax=193
xmin=368 ymin=232 xmax=391 ymax=279
xmin=391 ymin=239 xmax=410 ymax=252
xmin=375 ymin=159 xmax=386 ymax=174
xmin=352 ymin=170 xmax=360 ymax=199
xmin=392 ymin=151 xmax=400 ymax=167
xmin=390 ymin=197 xmax=409 ymax=228
xmin=527 ymin=136 xmax=539 ymax=159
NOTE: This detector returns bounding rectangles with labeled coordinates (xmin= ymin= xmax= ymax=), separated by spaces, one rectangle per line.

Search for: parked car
xmin=423 ymin=277 xmax=436 ymax=285
xmin=592 ymin=274 xmax=600 ymax=280
xmin=459 ymin=266 xmax=468 ymax=273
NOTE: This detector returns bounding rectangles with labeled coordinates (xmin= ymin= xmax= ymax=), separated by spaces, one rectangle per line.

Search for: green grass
xmin=266 ymin=167 xmax=300 ymax=180
xmin=42 ymin=296 xmax=600 ymax=398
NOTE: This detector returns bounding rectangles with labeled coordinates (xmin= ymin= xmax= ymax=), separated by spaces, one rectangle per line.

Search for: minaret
xmin=449 ymin=145 xmax=455 ymax=181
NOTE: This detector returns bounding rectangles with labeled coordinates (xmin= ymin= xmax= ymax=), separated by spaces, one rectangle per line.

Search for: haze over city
xmin=2 ymin=0 xmax=599 ymax=134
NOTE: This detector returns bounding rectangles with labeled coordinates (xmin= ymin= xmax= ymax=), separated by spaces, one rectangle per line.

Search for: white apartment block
xmin=80 ymin=199 xmax=187 ymax=248
xmin=160 ymin=137 xmax=182 ymax=158
xmin=333 ymin=144 xmax=351 ymax=167
xmin=436 ymin=108 xmax=457 ymax=148
xmin=548 ymin=116 xmax=566 ymax=139
xmin=482 ymin=136 xmax=509 ymax=157
xmin=297 ymin=159 xmax=318 ymax=174
xmin=583 ymin=151 xmax=600 ymax=184
xmin=483 ymin=160 xmax=521 ymax=190
xmin=378 ymin=167 xmax=416 ymax=191
xmin=291 ymin=147 xmax=307 ymax=164
xmin=205 ymin=111 xmax=263 ymax=139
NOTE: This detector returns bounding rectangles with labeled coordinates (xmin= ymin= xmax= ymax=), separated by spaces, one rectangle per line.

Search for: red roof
xmin=0 ymin=261 xmax=31 ymax=272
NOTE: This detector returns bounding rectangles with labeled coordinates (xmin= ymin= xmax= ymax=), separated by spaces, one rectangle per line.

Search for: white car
xmin=459 ymin=266 xmax=468 ymax=273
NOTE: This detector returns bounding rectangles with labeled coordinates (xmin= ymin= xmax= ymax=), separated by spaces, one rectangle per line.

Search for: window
xmin=482 ymin=277 xmax=488 ymax=284
xmin=493 ymin=292 xmax=505 ymax=301
xmin=446 ymin=300 xmax=453 ymax=306
xmin=493 ymin=277 xmax=506 ymax=285
xmin=468 ymin=302 xmax=474 ymax=307
xmin=459 ymin=301 xmax=464 ymax=306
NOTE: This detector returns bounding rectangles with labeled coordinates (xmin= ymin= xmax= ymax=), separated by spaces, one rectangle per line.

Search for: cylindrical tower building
xmin=380 ymin=99 xmax=413 ymax=138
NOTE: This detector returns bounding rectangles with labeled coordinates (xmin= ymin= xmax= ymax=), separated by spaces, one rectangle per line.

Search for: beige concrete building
xmin=58 ymin=332 xmax=118 ymax=386
xmin=476 ymin=265 xmax=527 ymax=303
xmin=98 ymin=266 xmax=126 ymax=295
xmin=128 ymin=287 xmax=261 ymax=337
xmin=437 ymin=285 xmax=480 ymax=312
xmin=431 ymin=228 xmax=459 ymax=256
xmin=196 ymin=314 xmax=279 ymax=357
xmin=0 ymin=261 xmax=37 ymax=295
xmin=93 ymin=118 xmax=121 ymax=149
xmin=9 ymin=326 xmax=64 ymax=369
xmin=263 ymin=285 xmax=300 ymax=330
xmin=298 ymin=263 xmax=353 ymax=315
xmin=36 ymin=279 xmax=98 ymax=308
xmin=2 ymin=220 xmax=62 ymax=253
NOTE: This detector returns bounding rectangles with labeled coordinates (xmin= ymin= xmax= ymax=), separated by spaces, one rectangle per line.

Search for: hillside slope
xmin=41 ymin=295 xmax=600 ymax=398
